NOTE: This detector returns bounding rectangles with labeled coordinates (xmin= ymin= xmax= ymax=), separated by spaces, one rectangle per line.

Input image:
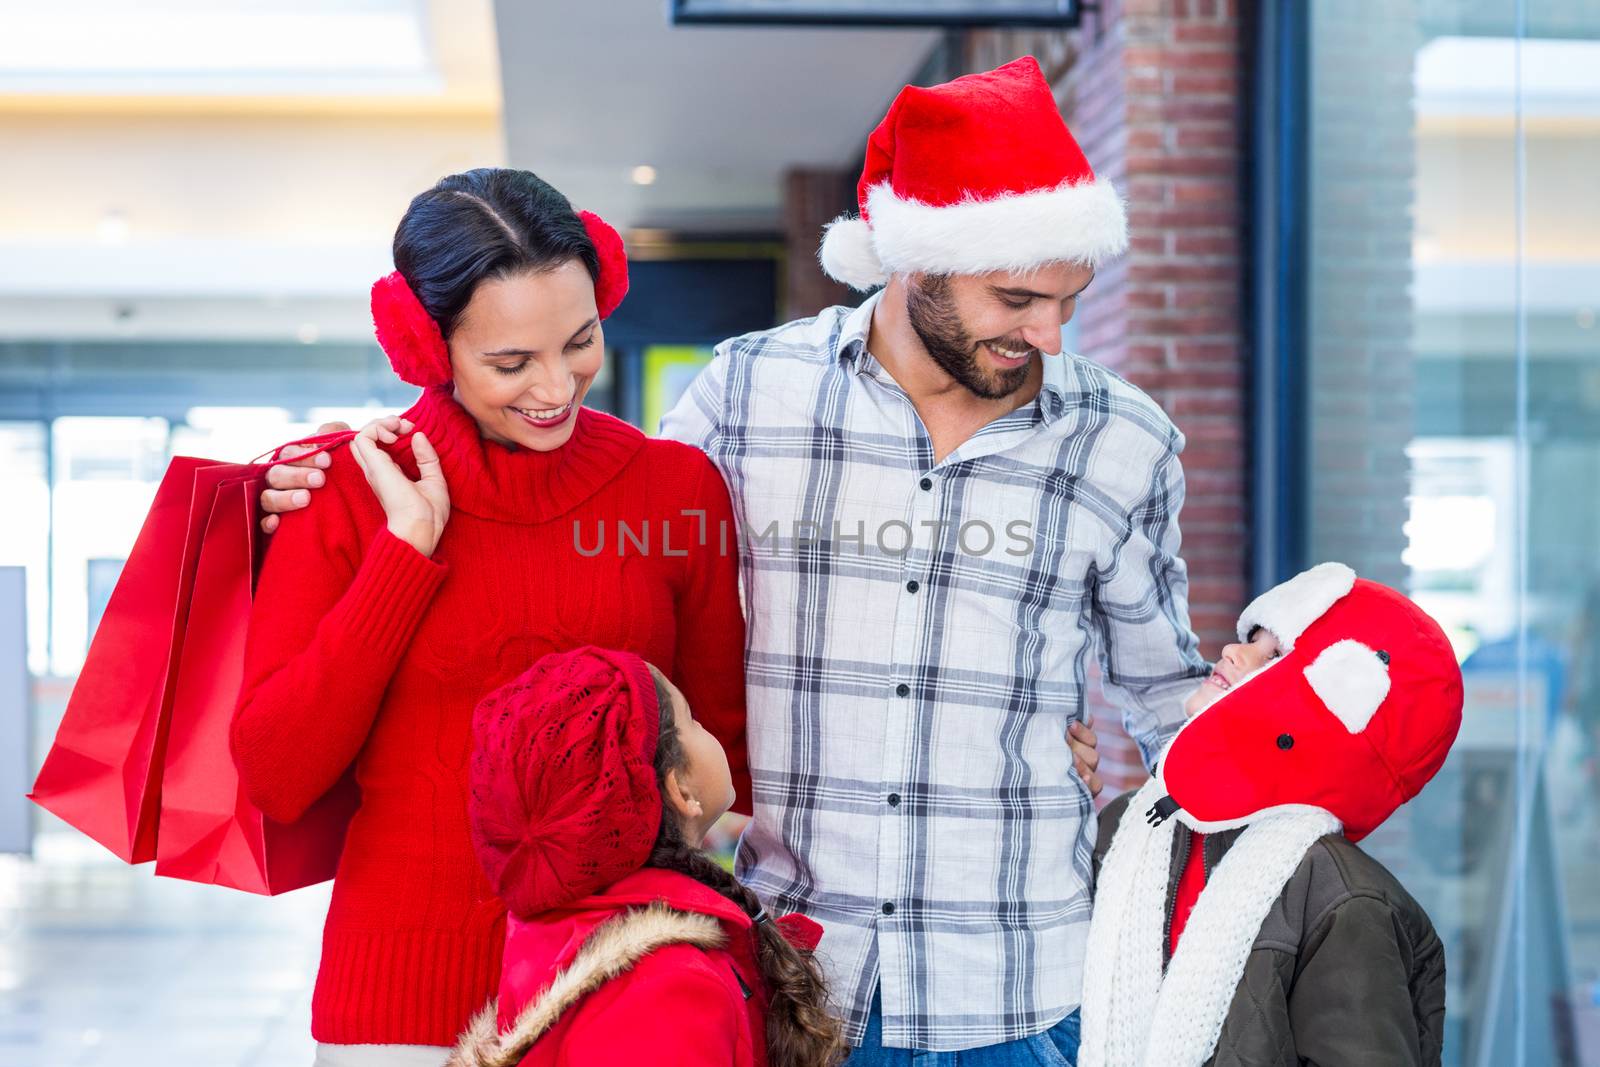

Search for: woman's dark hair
xmin=392 ymin=168 xmax=599 ymax=338
xmin=647 ymin=668 xmax=847 ymax=1067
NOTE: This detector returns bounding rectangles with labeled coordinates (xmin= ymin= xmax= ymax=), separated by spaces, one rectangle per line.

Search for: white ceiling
xmin=491 ymin=0 xmax=938 ymax=231
xmin=0 ymin=0 xmax=442 ymax=95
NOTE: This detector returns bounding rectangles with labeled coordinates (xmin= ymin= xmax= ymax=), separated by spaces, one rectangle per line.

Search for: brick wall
xmin=968 ymin=0 xmax=1251 ymax=796
xmin=781 ymin=168 xmax=857 ymax=323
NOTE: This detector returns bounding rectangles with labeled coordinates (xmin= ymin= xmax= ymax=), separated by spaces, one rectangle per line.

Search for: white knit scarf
xmin=1078 ymin=779 xmax=1340 ymax=1067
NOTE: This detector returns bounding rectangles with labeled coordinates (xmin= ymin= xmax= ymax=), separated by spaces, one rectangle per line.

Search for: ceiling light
xmin=631 ymin=165 xmax=658 ymax=186
xmin=98 ymin=210 xmax=129 ymax=245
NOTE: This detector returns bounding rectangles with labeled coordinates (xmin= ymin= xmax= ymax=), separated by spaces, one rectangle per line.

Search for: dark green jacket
xmin=1094 ymin=791 xmax=1447 ymax=1067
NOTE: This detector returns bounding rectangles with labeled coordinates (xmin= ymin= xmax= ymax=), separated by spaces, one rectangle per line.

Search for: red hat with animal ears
xmin=1156 ymin=562 xmax=1464 ymax=841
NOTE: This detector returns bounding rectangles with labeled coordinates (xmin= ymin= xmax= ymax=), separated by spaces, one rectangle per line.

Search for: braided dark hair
xmin=647 ymin=668 xmax=846 ymax=1067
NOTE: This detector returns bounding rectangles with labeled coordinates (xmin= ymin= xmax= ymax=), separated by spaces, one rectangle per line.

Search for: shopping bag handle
xmin=252 ymin=429 xmax=361 ymax=468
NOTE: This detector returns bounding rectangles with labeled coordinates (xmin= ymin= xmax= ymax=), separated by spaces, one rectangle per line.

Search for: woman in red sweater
xmin=230 ymin=168 xmax=749 ymax=1066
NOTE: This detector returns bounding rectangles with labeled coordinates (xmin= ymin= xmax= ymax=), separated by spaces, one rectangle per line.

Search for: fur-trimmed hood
xmin=447 ymin=902 xmax=728 ymax=1067
xmin=448 ymin=868 xmax=819 ymax=1067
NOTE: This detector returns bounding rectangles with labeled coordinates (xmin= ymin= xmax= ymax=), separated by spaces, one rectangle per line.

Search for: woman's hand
xmin=350 ymin=426 xmax=450 ymax=558
xmin=258 ymin=416 xmax=413 ymax=534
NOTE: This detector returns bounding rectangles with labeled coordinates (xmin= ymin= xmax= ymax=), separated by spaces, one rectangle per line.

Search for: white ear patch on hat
xmin=1237 ymin=561 xmax=1356 ymax=652
xmin=1304 ymin=639 xmax=1391 ymax=734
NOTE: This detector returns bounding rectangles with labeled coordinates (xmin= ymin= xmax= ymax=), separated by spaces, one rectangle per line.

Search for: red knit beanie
xmin=468 ymin=646 xmax=663 ymax=919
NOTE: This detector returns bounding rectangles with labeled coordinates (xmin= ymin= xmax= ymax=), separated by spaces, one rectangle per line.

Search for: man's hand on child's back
xmin=1069 ymin=719 xmax=1102 ymax=797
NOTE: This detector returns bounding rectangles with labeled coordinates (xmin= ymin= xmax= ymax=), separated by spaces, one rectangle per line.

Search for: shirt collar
xmin=836 ymin=291 xmax=882 ymax=376
xmin=1037 ymin=349 xmax=1074 ymax=424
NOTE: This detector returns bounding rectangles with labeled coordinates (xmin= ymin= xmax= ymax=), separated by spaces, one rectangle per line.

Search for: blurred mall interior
xmin=2 ymin=0 xmax=1599 ymax=1063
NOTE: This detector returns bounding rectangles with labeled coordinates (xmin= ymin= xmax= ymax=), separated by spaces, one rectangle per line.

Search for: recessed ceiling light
xmin=631 ymin=165 xmax=658 ymax=186
xmin=98 ymin=210 xmax=129 ymax=245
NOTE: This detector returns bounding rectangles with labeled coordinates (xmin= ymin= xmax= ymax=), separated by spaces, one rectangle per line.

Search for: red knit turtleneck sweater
xmin=231 ymin=386 xmax=749 ymax=1046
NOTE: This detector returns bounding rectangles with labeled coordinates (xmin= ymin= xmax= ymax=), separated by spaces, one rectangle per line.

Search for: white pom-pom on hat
xmin=818 ymin=215 xmax=888 ymax=291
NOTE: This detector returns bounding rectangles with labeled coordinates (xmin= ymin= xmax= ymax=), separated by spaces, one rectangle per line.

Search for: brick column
xmin=782 ymin=168 xmax=857 ymax=321
xmin=968 ymin=0 xmax=1250 ymax=796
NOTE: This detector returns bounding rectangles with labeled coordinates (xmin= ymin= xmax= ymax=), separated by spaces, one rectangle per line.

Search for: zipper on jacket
xmin=1162 ymin=828 xmax=1189 ymax=970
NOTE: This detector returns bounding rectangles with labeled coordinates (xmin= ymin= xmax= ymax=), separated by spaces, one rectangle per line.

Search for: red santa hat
xmin=819 ymin=56 xmax=1127 ymax=291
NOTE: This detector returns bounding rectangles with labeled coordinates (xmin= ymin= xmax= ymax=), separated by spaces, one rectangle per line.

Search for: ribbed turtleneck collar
xmin=396 ymin=385 xmax=647 ymax=524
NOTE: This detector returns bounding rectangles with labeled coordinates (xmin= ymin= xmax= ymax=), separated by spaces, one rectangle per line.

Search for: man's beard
xmin=904 ymin=274 xmax=1035 ymax=400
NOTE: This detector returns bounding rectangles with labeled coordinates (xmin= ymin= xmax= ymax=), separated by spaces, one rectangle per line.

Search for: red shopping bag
xmin=154 ymin=468 xmax=360 ymax=893
xmin=29 ymin=431 xmax=354 ymax=887
xmin=30 ymin=455 xmax=216 ymax=862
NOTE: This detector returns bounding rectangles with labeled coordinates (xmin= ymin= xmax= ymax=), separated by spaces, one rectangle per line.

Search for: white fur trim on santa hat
xmin=1236 ymin=561 xmax=1356 ymax=652
xmin=819 ymin=176 xmax=1128 ymax=289
xmin=1304 ymin=638 xmax=1391 ymax=734
xmin=818 ymin=215 xmax=889 ymax=290
xmin=868 ymin=176 xmax=1128 ymax=276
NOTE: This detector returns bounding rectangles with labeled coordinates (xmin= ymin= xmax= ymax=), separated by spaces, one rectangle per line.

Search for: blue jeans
xmin=843 ymin=992 xmax=1080 ymax=1066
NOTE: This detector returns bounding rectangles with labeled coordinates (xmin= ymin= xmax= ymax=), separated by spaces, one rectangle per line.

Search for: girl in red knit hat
xmin=448 ymin=645 xmax=844 ymax=1067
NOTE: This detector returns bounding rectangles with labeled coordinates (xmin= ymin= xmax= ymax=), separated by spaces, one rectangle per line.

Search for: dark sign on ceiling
xmin=670 ymin=0 xmax=1081 ymax=28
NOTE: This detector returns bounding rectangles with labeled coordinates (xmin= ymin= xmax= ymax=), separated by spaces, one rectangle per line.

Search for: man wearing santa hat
xmin=657 ymin=57 xmax=1208 ymax=1063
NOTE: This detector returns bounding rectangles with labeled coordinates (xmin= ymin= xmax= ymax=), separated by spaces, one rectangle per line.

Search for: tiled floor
xmin=0 ymin=813 xmax=752 ymax=1067
xmin=7 ymin=762 xmax=1600 ymax=1066
xmin=1 ymin=829 xmax=329 ymax=1067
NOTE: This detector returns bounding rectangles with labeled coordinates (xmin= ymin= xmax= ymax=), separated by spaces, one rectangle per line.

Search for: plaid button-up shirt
xmin=659 ymin=294 xmax=1207 ymax=1051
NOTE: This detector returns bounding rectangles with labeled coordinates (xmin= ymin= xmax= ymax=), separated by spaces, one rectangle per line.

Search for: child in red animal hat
xmin=447 ymin=646 xmax=845 ymax=1067
xmin=1079 ymin=563 xmax=1463 ymax=1067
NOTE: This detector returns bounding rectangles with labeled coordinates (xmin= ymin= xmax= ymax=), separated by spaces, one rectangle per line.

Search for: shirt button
xmin=919 ymin=476 xmax=933 ymax=491
xmin=887 ymin=793 xmax=901 ymax=808
xmin=895 ymin=683 xmax=910 ymax=697
xmin=905 ymin=580 xmax=920 ymax=594
xmin=882 ymin=902 xmax=896 ymax=916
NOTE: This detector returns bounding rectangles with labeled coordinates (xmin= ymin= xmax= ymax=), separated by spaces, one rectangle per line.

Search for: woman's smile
xmin=510 ymin=401 xmax=575 ymax=428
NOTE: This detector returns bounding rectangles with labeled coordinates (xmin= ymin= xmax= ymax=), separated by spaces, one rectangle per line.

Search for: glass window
xmin=48 ymin=417 xmax=169 ymax=676
xmin=1307 ymin=3 xmax=1600 ymax=1062
xmin=0 ymin=422 xmax=49 ymax=675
